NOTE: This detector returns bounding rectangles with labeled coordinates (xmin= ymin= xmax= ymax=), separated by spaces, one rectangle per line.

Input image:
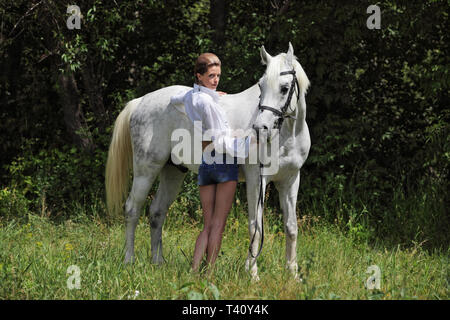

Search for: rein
xmin=249 ymin=69 xmax=299 ymax=260
xmin=248 ymin=161 xmax=265 ymax=259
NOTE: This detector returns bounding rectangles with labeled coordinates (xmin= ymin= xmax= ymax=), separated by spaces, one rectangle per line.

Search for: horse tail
xmin=105 ymin=98 xmax=140 ymax=218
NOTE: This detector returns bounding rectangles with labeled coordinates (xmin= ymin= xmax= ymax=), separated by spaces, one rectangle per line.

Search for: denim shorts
xmin=198 ymin=149 xmax=238 ymax=186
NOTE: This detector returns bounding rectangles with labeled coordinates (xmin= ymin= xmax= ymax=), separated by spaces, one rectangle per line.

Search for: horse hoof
xmin=294 ymin=274 xmax=303 ymax=283
xmin=251 ymin=274 xmax=260 ymax=282
xmin=124 ymin=254 xmax=134 ymax=264
xmin=152 ymin=257 xmax=165 ymax=265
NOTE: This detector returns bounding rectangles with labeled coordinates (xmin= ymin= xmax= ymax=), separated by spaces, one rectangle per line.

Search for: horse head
xmin=253 ymin=43 xmax=310 ymax=141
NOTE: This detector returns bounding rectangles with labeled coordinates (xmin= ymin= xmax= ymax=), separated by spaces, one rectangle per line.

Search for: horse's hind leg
xmin=149 ymin=164 xmax=187 ymax=264
xmin=124 ymin=164 xmax=162 ymax=263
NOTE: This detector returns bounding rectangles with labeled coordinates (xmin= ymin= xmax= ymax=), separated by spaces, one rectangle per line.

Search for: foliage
xmin=0 ymin=0 xmax=448 ymax=249
xmin=6 ymin=139 xmax=107 ymax=219
xmin=0 ymin=187 xmax=30 ymax=221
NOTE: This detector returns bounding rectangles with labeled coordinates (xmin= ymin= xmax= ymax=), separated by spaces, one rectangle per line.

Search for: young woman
xmin=171 ymin=53 xmax=254 ymax=273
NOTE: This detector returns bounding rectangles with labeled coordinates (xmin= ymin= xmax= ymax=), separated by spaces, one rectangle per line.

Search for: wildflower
xmin=36 ymin=241 xmax=43 ymax=247
xmin=127 ymin=290 xmax=140 ymax=299
xmin=65 ymin=243 xmax=74 ymax=251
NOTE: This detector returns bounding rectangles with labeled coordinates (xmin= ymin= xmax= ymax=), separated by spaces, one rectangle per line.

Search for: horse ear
xmin=286 ymin=42 xmax=294 ymax=66
xmin=260 ymin=45 xmax=272 ymax=65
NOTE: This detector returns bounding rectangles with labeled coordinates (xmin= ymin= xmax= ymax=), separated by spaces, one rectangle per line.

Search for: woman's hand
xmin=217 ymin=91 xmax=227 ymax=96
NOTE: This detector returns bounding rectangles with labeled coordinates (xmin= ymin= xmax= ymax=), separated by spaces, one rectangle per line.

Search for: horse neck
xmin=295 ymin=93 xmax=307 ymax=132
xmin=226 ymin=84 xmax=260 ymax=129
xmin=281 ymin=92 xmax=307 ymax=142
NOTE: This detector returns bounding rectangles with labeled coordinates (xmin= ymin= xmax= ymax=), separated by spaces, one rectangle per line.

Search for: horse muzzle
xmin=252 ymin=124 xmax=273 ymax=144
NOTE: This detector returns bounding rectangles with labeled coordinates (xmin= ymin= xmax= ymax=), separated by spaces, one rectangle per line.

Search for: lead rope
xmin=249 ymin=69 xmax=299 ymax=260
xmin=249 ymin=161 xmax=264 ymax=259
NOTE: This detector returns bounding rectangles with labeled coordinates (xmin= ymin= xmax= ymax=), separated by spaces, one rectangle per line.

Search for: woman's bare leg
xmin=192 ymin=184 xmax=216 ymax=272
xmin=206 ymin=180 xmax=237 ymax=268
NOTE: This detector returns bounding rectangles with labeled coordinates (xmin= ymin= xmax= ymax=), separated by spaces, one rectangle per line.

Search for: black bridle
xmin=248 ymin=69 xmax=300 ymax=260
xmin=258 ymin=69 xmax=300 ymax=131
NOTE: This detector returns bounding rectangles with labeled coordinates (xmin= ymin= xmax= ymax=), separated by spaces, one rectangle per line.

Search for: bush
xmin=6 ymin=140 xmax=107 ymax=218
xmin=0 ymin=187 xmax=30 ymax=221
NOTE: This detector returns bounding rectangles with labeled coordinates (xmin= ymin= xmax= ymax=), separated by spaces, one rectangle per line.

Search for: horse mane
xmin=266 ymin=53 xmax=310 ymax=96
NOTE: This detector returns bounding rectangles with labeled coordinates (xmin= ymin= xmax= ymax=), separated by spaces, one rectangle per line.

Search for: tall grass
xmin=299 ymin=174 xmax=449 ymax=251
xmin=0 ymin=194 xmax=448 ymax=300
xmin=1 ymin=169 xmax=448 ymax=299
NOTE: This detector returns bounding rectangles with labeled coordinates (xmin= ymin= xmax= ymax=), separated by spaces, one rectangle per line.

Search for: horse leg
xmin=275 ymin=172 xmax=300 ymax=280
xmin=245 ymin=171 xmax=266 ymax=281
xmin=124 ymin=164 xmax=162 ymax=263
xmin=149 ymin=164 xmax=186 ymax=264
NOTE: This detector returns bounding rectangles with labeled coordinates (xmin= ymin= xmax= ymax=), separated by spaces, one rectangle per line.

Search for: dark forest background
xmin=1 ymin=0 xmax=448 ymax=250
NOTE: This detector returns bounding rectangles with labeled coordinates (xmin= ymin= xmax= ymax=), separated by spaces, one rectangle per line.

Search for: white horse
xmin=105 ymin=43 xmax=310 ymax=280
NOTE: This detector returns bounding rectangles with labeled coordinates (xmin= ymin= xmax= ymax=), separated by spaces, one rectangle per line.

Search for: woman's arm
xmin=201 ymin=99 xmax=256 ymax=159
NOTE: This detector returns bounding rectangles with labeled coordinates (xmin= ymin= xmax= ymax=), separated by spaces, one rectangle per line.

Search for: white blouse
xmin=170 ymin=83 xmax=250 ymax=159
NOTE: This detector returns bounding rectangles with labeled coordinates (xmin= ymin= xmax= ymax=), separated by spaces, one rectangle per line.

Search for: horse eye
xmin=280 ymin=86 xmax=289 ymax=95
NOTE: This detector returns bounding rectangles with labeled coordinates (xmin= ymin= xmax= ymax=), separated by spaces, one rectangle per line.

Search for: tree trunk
xmin=57 ymin=72 xmax=95 ymax=152
xmin=267 ymin=0 xmax=291 ymax=50
xmin=81 ymin=60 xmax=108 ymax=128
xmin=210 ymin=0 xmax=227 ymax=49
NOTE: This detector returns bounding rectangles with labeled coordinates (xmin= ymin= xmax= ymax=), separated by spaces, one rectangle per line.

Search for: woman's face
xmin=197 ymin=65 xmax=221 ymax=91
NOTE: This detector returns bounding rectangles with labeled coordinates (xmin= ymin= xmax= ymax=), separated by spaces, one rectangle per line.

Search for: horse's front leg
xmin=275 ymin=171 xmax=300 ymax=280
xmin=245 ymin=168 xmax=266 ymax=281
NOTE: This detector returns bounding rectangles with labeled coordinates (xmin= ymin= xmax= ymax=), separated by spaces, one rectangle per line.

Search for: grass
xmin=0 ymin=205 xmax=448 ymax=300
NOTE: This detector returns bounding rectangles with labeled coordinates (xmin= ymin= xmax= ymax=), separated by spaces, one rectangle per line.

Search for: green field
xmin=1 ymin=203 xmax=447 ymax=300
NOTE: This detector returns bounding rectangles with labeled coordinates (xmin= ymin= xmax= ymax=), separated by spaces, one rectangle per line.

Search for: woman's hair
xmin=194 ymin=53 xmax=221 ymax=83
